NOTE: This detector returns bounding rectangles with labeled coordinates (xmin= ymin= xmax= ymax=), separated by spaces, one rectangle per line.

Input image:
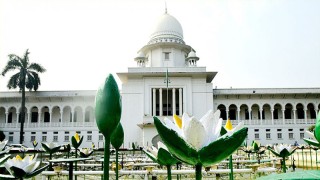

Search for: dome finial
xmin=165 ymin=1 xmax=167 ymax=14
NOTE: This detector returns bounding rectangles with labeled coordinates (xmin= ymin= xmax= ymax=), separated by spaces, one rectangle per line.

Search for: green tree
xmin=1 ymin=49 xmax=46 ymax=144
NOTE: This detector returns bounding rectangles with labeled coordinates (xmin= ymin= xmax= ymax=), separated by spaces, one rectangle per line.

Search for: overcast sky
xmin=1 ymin=0 xmax=319 ymax=91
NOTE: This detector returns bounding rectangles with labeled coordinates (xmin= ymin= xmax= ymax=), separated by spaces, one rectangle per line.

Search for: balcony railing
xmin=0 ymin=121 xmax=96 ymax=129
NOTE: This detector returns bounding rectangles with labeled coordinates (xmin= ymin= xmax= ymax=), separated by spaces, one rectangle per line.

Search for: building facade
xmin=0 ymin=11 xmax=319 ymax=148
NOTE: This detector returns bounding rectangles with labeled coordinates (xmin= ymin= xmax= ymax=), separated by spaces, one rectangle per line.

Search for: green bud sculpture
xmin=111 ymin=123 xmax=124 ymax=180
xmin=95 ymin=74 xmax=122 ymax=180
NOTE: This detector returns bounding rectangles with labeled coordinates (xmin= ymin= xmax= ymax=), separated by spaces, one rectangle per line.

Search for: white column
xmin=282 ymin=110 xmax=285 ymax=124
xmin=260 ymin=109 xmax=263 ymax=125
xmin=5 ymin=112 xmax=8 ymax=124
xmin=5 ymin=112 xmax=8 ymax=128
xmin=38 ymin=113 xmax=41 ymax=127
xmin=226 ymin=110 xmax=229 ymax=120
xmin=304 ymin=109 xmax=308 ymax=124
xmin=271 ymin=109 xmax=274 ymax=125
xmin=179 ymin=88 xmax=182 ymax=115
xmin=172 ymin=88 xmax=176 ymax=115
xmin=237 ymin=110 xmax=240 ymax=121
xmin=153 ymin=88 xmax=156 ymax=116
xmin=83 ymin=111 xmax=86 ymax=125
xmin=293 ymin=109 xmax=296 ymax=124
xmin=27 ymin=112 xmax=30 ymax=124
xmin=60 ymin=110 xmax=63 ymax=127
xmin=159 ymin=88 xmax=163 ymax=116
xmin=16 ymin=112 xmax=20 ymax=128
xmin=50 ymin=110 xmax=53 ymax=126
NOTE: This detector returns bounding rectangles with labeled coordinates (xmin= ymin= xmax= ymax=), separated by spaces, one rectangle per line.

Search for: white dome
xmin=148 ymin=13 xmax=184 ymax=44
xmin=187 ymin=51 xmax=197 ymax=58
xmin=136 ymin=51 xmax=145 ymax=58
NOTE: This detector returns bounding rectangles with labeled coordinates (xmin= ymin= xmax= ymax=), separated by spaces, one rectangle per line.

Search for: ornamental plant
xmin=79 ymin=148 xmax=94 ymax=158
xmin=71 ymin=133 xmax=83 ymax=174
xmin=154 ymin=110 xmax=248 ymax=180
xmin=268 ymin=144 xmax=296 ymax=173
xmin=111 ymin=123 xmax=124 ymax=180
xmin=143 ymin=141 xmax=179 ymax=180
xmin=42 ymin=142 xmax=61 ymax=170
xmin=4 ymin=154 xmax=48 ymax=179
xmin=95 ymin=74 xmax=122 ymax=180
xmin=222 ymin=118 xmax=243 ymax=180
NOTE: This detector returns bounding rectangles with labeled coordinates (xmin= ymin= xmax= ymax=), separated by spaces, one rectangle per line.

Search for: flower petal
xmin=306 ymin=130 xmax=316 ymax=139
xmin=24 ymin=161 xmax=40 ymax=174
xmin=163 ymin=117 xmax=183 ymax=136
xmin=173 ymin=114 xmax=182 ymax=129
xmin=183 ymin=117 xmax=208 ymax=150
xmin=199 ymin=110 xmax=215 ymax=138
xmin=181 ymin=112 xmax=192 ymax=130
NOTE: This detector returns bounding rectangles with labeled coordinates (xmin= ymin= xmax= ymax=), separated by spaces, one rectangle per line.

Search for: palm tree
xmin=1 ymin=49 xmax=46 ymax=144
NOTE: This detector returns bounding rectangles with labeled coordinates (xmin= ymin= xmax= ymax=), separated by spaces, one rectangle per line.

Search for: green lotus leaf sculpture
xmin=304 ymin=112 xmax=320 ymax=147
xmin=95 ymin=74 xmax=122 ymax=180
xmin=154 ymin=110 xmax=248 ymax=180
xmin=143 ymin=141 xmax=179 ymax=180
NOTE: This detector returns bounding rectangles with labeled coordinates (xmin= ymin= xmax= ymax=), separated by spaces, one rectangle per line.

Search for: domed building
xmin=0 ymin=10 xmax=319 ymax=148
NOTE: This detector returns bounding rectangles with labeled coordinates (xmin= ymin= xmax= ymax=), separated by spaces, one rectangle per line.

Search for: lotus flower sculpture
xmin=42 ymin=142 xmax=61 ymax=170
xmin=4 ymin=154 xmax=48 ymax=179
xmin=79 ymin=148 xmax=94 ymax=158
xmin=0 ymin=140 xmax=10 ymax=156
xmin=268 ymin=144 xmax=296 ymax=173
xmin=143 ymin=141 xmax=179 ymax=180
xmin=304 ymin=112 xmax=320 ymax=147
xmin=0 ymin=140 xmax=10 ymax=166
xmin=154 ymin=110 xmax=248 ymax=180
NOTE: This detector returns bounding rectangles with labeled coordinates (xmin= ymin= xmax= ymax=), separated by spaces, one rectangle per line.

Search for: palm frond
xmin=28 ymin=63 xmax=46 ymax=73
xmin=1 ymin=59 xmax=22 ymax=76
xmin=22 ymin=49 xmax=30 ymax=67
xmin=27 ymin=71 xmax=41 ymax=91
xmin=25 ymin=73 xmax=34 ymax=90
xmin=7 ymin=73 xmax=20 ymax=89
xmin=8 ymin=54 xmax=22 ymax=61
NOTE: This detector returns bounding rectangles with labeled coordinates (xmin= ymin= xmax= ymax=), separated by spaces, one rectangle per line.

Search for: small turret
xmin=186 ymin=49 xmax=199 ymax=67
xmin=134 ymin=52 xmax=147 ymax=67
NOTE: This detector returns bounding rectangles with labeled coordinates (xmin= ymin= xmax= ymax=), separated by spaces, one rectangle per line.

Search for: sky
xmin=0 ymin=0 xmax=319 ymax=91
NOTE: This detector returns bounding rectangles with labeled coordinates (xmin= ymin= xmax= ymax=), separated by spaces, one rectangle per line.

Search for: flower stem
xmin=229 ymin=156 xmax=234 ymax=180
xmin=115 ymin=149 xmax=119 ymax=180
xmin=282 ymin=157 xmax=286 ymax=173
xmin=167 ymin=165 xmax=172 ymax=180
xmin=195 ymin=164 xmax=202 ymax=180
xmin=103 ymin=138 xmax=110 ymax=180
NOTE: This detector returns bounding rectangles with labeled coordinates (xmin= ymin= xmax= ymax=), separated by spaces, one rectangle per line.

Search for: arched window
xmin=217 ymin=104 xmax=227 ymax=120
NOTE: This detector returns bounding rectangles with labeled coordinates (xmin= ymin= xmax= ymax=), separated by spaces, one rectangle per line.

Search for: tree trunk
xmin=19 ymin=72 xmax=26 ymax=144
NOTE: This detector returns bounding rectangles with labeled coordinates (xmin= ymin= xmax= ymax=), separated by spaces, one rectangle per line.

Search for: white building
xmin=0 ymin=11 xmax=319 ymax=148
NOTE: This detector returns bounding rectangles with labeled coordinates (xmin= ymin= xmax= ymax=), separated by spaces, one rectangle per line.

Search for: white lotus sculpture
xmin=154 ymin=110 xmax=248 ymax=180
